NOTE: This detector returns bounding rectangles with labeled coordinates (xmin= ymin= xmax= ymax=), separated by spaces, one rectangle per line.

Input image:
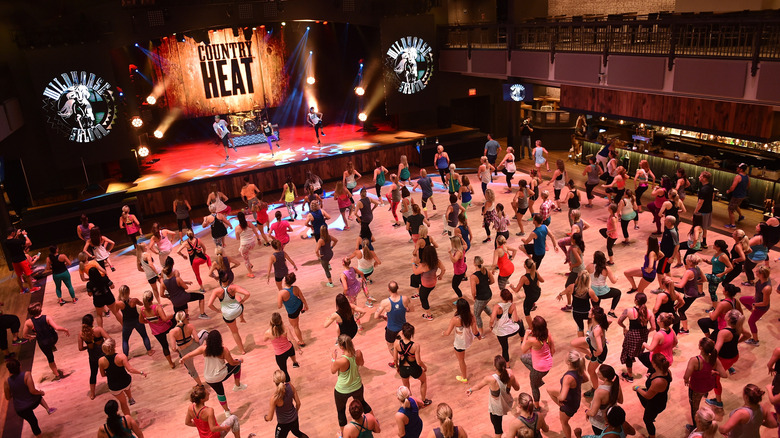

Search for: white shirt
xmin=213 ymin=120 xmax=229 ymax=138
xmin=308 ymin=112 xmax=320 ymax=124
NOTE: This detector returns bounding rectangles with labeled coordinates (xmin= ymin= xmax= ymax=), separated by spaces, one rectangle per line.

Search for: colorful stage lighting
xmin=306 ymin=76 xmax=316 ymax=85
xmin=153 ymin=130 xmax=163 ymax=139
xmin=146 ymin=95 xmax=157 ymax=105
xmin=358 ymin=113 xmax=368 ymax=122
xmin=131 ymin=116 xmax=143 ymax=128
xmin=355 ymin=87 xmax=365 ymax=96
xmin=137 ymin=146 xmax=150 ymax=157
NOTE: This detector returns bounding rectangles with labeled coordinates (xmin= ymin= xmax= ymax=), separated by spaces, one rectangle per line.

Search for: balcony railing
xmin=442 ymin=10 xmax=780 ymax=74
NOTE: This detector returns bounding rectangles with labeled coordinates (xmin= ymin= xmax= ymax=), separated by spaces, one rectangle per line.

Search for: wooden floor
xmin=5 ymin=150 xmax=780 ymax=438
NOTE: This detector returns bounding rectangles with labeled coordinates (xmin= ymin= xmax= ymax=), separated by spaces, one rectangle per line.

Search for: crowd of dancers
xmin=3 ymin=138 xmax=780 ymax=438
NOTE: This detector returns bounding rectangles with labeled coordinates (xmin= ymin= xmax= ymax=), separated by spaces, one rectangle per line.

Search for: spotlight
xmin=146 ymin=95 xmax=157 ymax=105
xmin=323 ymin=21 xmax=328 ymax=25
xmin=309 ymin=50 xmax=313 ymax=55
xmin=355 ymin=86 xmax=365 ymax=96
xmin=131 ymin=116 xmax=143 ymax=128
xmin=360 ymin=63 xmax=364 ymax=68
xmin=153 ymin=130 xmax=163 ymax=139
xmin=134 ymin=43 xmax=139 ymax=47
xmin=281 ymin=22 xmax=286 ymax=26
xmin=252 ymin=27 xmax=256 ymax=30
xmin=358 ymin=112 xmax=367 ymax=122
xmin=137 ymin=146 xmax=150 ymax=157
xmin=306 ymin=76 xmax=316 ymax=85
xmin=306 ymin=26 xmax=310 ymax=30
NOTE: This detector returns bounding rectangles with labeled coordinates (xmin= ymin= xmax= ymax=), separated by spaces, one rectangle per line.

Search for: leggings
xmin=642 ymin=401 xmax=663 ymax=436
xmin=739 ymin=296 xmax=769 ymax=334
xmin=635 ymin=185 xmax=649 ymax=205
xmin=16 ymin=406 xmax=41 ymax=436
xmin=744 ymin=259 xmax=759 ymax=283
xmin=473 ymin=299 xmax=492 ymax=329
xmin=88 ymin=352 xmax=102 ymax=385
xmin=573 ymin=311 xmax=589 ymax=332
xmin=677 ymin=295 xmax=698 ymax=321
xmin=594 ymin=288 xmax=622 ymax=311
xmin=503 ymin=170 xmax=515 ymax=189
xmin=490 ymin=413 xmax=504 ymax=435
xmin=497 ymin=328 xmax=521 ymax=362
xmin=121 ymin=320 xmax=152 ymax=356
xmin=153 ymin=326 xmax=172 ymax=357
xmin=276 ymin=345 xmax=297 ymax=382
xmin=334 ymin=386 xmax=372 ymax=427
xmin=697 ymin=317 xmax=718 ymax=336
xmin=520 ymin=353 xmax=549 ymax=402
xmin=722 ymin=262 xmax=743 ymax=286
xmin=452 ymin=273 xmax=466 ymax=297
xmin=178 ymin=342 xmax=201 ymax=379
xmin=173 ymin=292 xmax=206 ymax=314
xmin=390 ymin=201 xmax=399 ymax=222
xmin=481 ymin=182 xmax=488 ymax=195
xmin=688 ymin=388 xmax=708 ymax=426
xmin=483 ymin=222 xmax=492 ymax=238
xmin=419 ymin=285 xmax=434 ymax=310
xmin=276 ymin=418 xmax=307 ymax=438
xmin=620 ymin=219 xmax=632 ymax=239
xmin=320 ymin=256 xmax=333 ymax=281
xmin=38 ymin=343 xmax=55 ymax=364
xmin=558 ymin=236 xmax=572 ymax=257
xmin=285 ymin=202 xmax=296 ymax=220
xmin=52 ymin=271 xmax=76 ymax=299
xmin=523 ymin=290 xmax=541 ymax=316
xmin=599 ymin=228 xmax=617 ymax=257
xmin=647 ymin=203 xmax=663 ymax=233
xmin=127 ymin=232 xmax=138 ymax=247
xmin=585 ymin=182 xmax=598 ymax=200
xmin=0 ymin=314 xmax=21 ymax=351
xmin=705 ymin=274 xmax=723 ymax=302
xmin=715 ymin=356 xmax=738 ymax=396
xmin=191 ymin=255 xmax=212 ymax=287
xmin=438 ymin=168 xmax=448 ymax=184
xmin=497 ymin=275 xmax=511 ymax=291
xmin=239 ymin=241 xmax=256 ymax=269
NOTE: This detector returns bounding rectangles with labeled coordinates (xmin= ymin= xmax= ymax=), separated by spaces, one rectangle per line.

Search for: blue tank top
xmin=458 ymin=225 xmax=471 ymax=251
xmin=282 ymin=287 xmax=302 ymax=313
xmin=387 ymin=296 xmax=407 ymax=332
xmin=533 ymin=225 xmax=548 ymax=255
xmin=534 ymin=147 xmax=545 ymax=165
xmin=733 ymin=174 xmax=748 ymax=198
xmin=311 ymin=210 xmax=326 ymax=235
xmin=399 ymin=398 xmax=423 ymax=438
xmin=436 ymin=155 xmax=448 ymax=170
xmin=462 ymin=189 xmax=472 ymax=204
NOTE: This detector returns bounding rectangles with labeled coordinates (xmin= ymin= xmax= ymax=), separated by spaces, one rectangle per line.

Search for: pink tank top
xmin=192 ymin=405 xmax=220 ymax=438
xmin=532 ymin=340 xmax=553 ymax=372
xmin=651 ymin=329 xmax=675 ymax=365
xmin=606 ymin=216 xmax=618 ymax=239
xmin=453 ymin=252 xmax=467 ymax=275
xmin=271 ymin=334 xmax=292 ymax=355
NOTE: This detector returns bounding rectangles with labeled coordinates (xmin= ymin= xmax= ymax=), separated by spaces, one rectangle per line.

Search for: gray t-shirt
xmin=485 ymin=140 xmax=500 ymax=156
xmin=417 ymin=176 xmax=433 ymax=198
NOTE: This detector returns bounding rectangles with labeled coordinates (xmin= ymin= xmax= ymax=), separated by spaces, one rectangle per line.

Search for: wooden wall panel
xmin=135 ymin=143 xmax=419 ymax=217
xmin=560 ymin=85 xmax=774 ymax=140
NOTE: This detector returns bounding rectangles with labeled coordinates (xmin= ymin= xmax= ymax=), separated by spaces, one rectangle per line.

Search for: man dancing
xmin=213 ymin=115 xmax=237 ymax=160
xmin=261 ymin=119 xmax=280 ymax=156
xmin=306 ymin=107 xmax=325 ymax=145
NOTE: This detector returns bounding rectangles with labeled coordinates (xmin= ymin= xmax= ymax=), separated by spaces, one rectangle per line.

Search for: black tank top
xmin=718 ymin=327 xmax=739 ymax=359
xmin=338 ymin=313 xmax=358 ymax=338
xmin=210 ymin=214 xmax=227 ymax=238
xmin=472 ymin=270 xmax=492 ymax=300
xmin=657 ymin=292 xmax=676 ymax=315
xmin=121 ymin=300 xmax=140 ymax=328
xmin=104 ymin=354 xmax=132 ymax=391
xmin=522 ymin=273 xmax=541 ymax=297
xmin=49 ymin=254 xmax=68 ymax=274
xmin=568 ymin=189 xmax=580 ymax=209
xmin=359 ymin=197 xmax=373 ymax=223
xmin=629 ymin=307 xmax=646 ymax=330
xmin=572 ymin=287 xmax=591 ymax=313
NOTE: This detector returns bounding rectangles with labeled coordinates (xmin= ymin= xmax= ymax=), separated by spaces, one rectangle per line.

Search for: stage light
xmin=134 ymin=43 xmax=139 ymax=47
xmin=307 ymin=26 xmax=310 ymax=30
xmin=131 ymin=116 xmax=143 ymax=128
xmin=281 ymin=22 xmax=286 ymax=26
xmin=153 ymin=130 xmax=163 ymax=139
xmin=358 ymin=112 xmax=367 ymax=122
xmin=146 ymin=95 xmax=157 ymax=105
xmin=252 ymin=27 xmax=256 ymax=30
xmin=306 ymin=76 xmax=316 ymax=85
xmin=137 ymin=146 xmax=150 ymax=157
xmin=309 ymin=50 xmax=313 ymax=55
xmin=355 ymin=86 xmax=365 ymax=96
xmin=323 ymin=21 xmax=328 ymax=25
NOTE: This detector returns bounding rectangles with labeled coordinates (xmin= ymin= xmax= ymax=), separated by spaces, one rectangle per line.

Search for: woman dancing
xmin=332 ymin=334 xmax=373 ymax=436
xmin=168 ymin=311 xmax=204 ymax=387
xmin=490 ymin=288 xmax=523 ymax=362
xmin=394 ymin=323 xmax=431 ymax=406
xmin=161 ymin=257 xmax=208 ymax=318
xmin=208 ymin=271 xmax=250 ymax=354
xmin=235 ymin=211 xmax=262 ymax=277
xmin=187 ymin=386 xmax=241 ymax=438
xmin=78 ymin=313 xmax=109 ymax=400
xmin=264 ymin=312 xmax=302 ymax=382
xmin=84 ymin=227 xmax=116 ymax=272
xmin=263 ymin=370 xmax=308 ymax=438
xmin=587 ymin=251 xmax=621 ymax=318
xmin=206 ymin=184 xmax=231 ymax=215
xmin=571 ymin=306 xmax=610 ymax=398
xmin=98 ymin=338 xmax=147 ymax=416
xmin=634 ymin=354 xmax=672 ymax=438
xmin=617 ymin=292 xmax=655 ymax=382
xmin=139 ymin=290 xmax=176 ymax=369
xmin=323 ymin=294 xmax=368 ymax=341
xmin=511 ymin=258 xmax=544 ymax=329
xmin=280 ymin=176 xmax=298 ymax=220
xmin=449 ymin=237 xmax=467 ymax=300
xmin=519 ymin=316 xmax=555 ymax=410
xmin=149 ymin=222 xmax=176 ymax=266
xmin=547 ymin=350 xmax=586 ymax=438
xmin=470 ymin=255 xmax=494 ymax=331
xmin=136 ymin=243 xmax=162 ymax=304
xmin=209 ymin=246 xmax=238 ymax=285
xmin=267 ymin=239 xmax=298 ymax=291
xmin=115 ymin=286 xmax=153 ymax=357
xmin=491 ymin=235 xmax=516 ymax=291
xmin=701 ymin=239 xmax=732 ymax=312
xmin=176 ymin=229 xmax=212 ymax=292
xmin=86 ymin=267 xmax=123 ymax=328
xmin=98 ymin=400 xmax=145 ymax=438
xmin=270 ymin=211 xmax=294 ymax=249
xmin=118 ymin=205 xmax=142 ymax=249
xmin=46 ymin=245 xmax=76 ymax=305
xmin=683 ymin=337 xmax=727 ymax=433
xmin=182 ymin=330 xmax=246 ymax=416
xmin=315 ymin=225 xmax=338 ymax=287
xmin=624 ymin=236 xmax=660 ymax=294
xmin=465 ymin=355 xmax=520 ymax=438
xmin=584 ymin=365 xmax=623 ymax=435
xmin=278 ymin=273 xmax=308 ymax=345
xmin=413 ymin=245 xmax=446 ymax=321
xmin=558 ymin=270 xmax=598 ymax=337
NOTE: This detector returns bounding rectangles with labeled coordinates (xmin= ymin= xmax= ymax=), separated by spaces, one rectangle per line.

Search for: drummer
xmin=261 ymin=119 xmax=281 ymax=156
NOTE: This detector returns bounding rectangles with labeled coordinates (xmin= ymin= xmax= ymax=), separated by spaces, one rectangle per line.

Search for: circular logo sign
xmin=42 ymin=71 xmax=116 ymax=143
xmin=386 ymin=37 xmax=434 ymax=95
xmin=510 ymin=84 xmax=526 ymax=102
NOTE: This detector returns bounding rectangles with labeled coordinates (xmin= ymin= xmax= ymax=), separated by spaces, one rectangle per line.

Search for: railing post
xmin=751 ymin=23 xmax=762 ymax=77
xmin=467 ymin=26 xmax=472 ymax=59
xmin=603 ymin=23 xmax=611 ymax=67
xmin=668 ymin=23 xmax=678 ymax=71
xmin=507 ymin=24 xmax=513 ymax=60
xmin=551 ymin=25 xmax=557 ymax=63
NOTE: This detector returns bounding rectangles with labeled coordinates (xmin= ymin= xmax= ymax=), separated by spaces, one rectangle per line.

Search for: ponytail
xmin=397 ymin=385 xmax=412 ymax=409
xmin=104 ymin=400 xmax=130 ymax=438
xmin=699 ymin=337 xmax=717 ymax=367
xmin=474 ymin=255 xmax=487 ymax=275
xmin=568 ymin=350 xmax=586 ymax=379
xmin=435 ymin=403 xmax=455 ymax=438
xmin=494 ymin=355 xmax=509 ymax=384
xmin=81 ymin=314 xmax=94 ymax=344
xmin=272 ymin=370 xmax=287 ymax=402
xmin=599 ymin=365 xmax=620 ymax=406
xmin=517 ymin=392 xmax=534 ymax=413
xmin=175 ymin=311 xmax=187 ymax=327
xmin=694 ymin=406 xmax=718 ymax=436
xmin=635 ymin=292 xmax=649 ymax=326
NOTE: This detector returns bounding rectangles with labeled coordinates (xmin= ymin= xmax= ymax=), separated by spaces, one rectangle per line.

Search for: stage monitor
xmin=149 ymin=28 xmax=288 ymax=119
xmin=502 ymin=83 xmax=534 ymax=102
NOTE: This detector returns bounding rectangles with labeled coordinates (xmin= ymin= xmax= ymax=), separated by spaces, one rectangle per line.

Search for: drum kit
xmin=227 ymin=106 xmax=267 ymax=135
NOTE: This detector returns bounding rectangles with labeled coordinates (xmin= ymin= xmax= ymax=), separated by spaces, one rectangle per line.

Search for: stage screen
xmin=502 ymin=83 xmax=534 ymax=103
xmin=150 ymin=29 xmax=288 ymax=118
xmin=380 ymin=15 xmax=437 ymax=115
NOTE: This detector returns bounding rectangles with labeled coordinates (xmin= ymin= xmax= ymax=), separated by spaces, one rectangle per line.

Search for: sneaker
xmin=634 ymin=225 xmax=640 ymax=230
xmin=700 ymin=244 xmax=709 ymax=249
xmin=233 ymin=383 xmax=248 ymax=392
xmin=199 ymin=287 xmax=205 ymax=292
xmin=422 ymin=313 xmax=433 ymax=321
xmin=724 ymin=224 xmax=736 ymax=229
xmin=453 ymin=300 xmax=459 ymax=305
xmin=705 ymin=398 xmax=723 ymax=408
xmin=408 ymin=238 xmax=413 ymax=243
xmin=411 ymin=294 xmax=419 ymax=299
xmin=365 ymin=301 xmax=374 ymax=308
xmin=728 ymin=367 xmax=736 ymax=374
xmin=73 ymin=297 xmax=79 ymax=303
xmin=516 ymin=232 xmax=525 ymax=236
xmin=104 ymin=310 xmax=111 ymax=317
xmin=58 ymin=299 xmax=66 ymax=306
xmin=482 ymin=237 xmax=492 ymax=243
xmin=47 ymin=407 xmax=57 ymax=415
xmin=12 ymin=338 xmax=28 ymax=345
xmin=321 ymin=132 xmax=326 ymax=137
xmin=627 ymin=288 xmax=638 ymax=294
xmin=741 ymin=281 xmax=754 ymax=286
xmin=199 ymin=313 xmax=209 ymax=320
xmin=650 ymin=288 xmax=663 ymax=295
xmin=705 ymin=307 xmax=715 ymax=313
xmin=738 ymin=215 xmax=745 ymax=222
xmin=423 ymin=399 xmax=433 ymax=406
xmin=128 ymin=398 xmax=136 ymax=406
xmin=621 ymin=372 xmax=634 ymax=382
xmin=745 ymin=339 xmax=759 ymax=345
xmin=441 ymin=231 xmax=448 ymax=236
xmin=30 ymin=286 xmax=41 ymax=293
xmin=326 ymin=282 xmax=334 ymax=288
xmin=20 ymin=288 xmax=30 ymax=294
xmin=292 ymin=362 xmax=300 ymax=368
xmin=432 ymin=205 xmax=437 ymax=211
xmin=560 ymin=305 xmax=572 ymax=312
xmin=679 ymin=329 xmax=689 ymax=334
xmin=685 ymin=424 xmax=695 ymax=433
xmin=455 ymin=376 xmax=468 ymax=383
xmin=583 ymin=389 xmax=595 ymax=398
xmin=607 ymin=311 xmax=617 ymax=319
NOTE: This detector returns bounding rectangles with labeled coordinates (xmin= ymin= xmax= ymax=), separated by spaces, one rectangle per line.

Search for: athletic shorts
xmin=146 ymin=276 xmax=158 ymax=285
xmin=399 ymin=362 xmax=423 ymax=379
xmin=385 ymin=328 xmax=400 ymax=344
xmin=12 ymin=260 xmax=32 ymax=279
xmin=286 ymin=303 xmax=303 ymax=320
xmin=657 ymin=256 xmax=672 ymax=275
xmin=728 ymin=197 xmax=745 ymax=212
xmin=699 ymin=212 xmax=712 ymax=228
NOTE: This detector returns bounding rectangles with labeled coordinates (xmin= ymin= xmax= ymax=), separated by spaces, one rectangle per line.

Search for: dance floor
xmin=120 ymin=123 xmax=428 ymax=194
xmin=9 ymin=153 xmax=780 ymax=437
